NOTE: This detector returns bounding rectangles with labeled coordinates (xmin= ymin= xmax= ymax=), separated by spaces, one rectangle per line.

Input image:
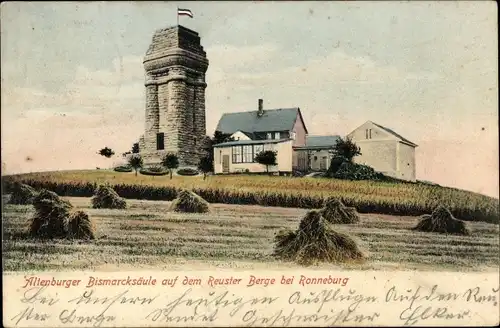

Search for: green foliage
xmin=326 ymin=156 xmax=348 ymax=177
xmin=333 ymin=162 xmax=386 ymax=181
xmin=162 ymin=153 xmax=179 ymax=179
xmin=139 ymin=168 xmax=169 ymax=176
xmin=132 ymin=143 xmax=140 ymax=154
xmin=148 ymin=166 xmax=166 ymax=173
xmin=98 ymin=147 xmax=115 ymax=158
xmin=197 ymin=156 xmax=213 ymax=180
xmin=255 ymin=150 xmax=277 ymax=173
xmin=127 ymin=154 xmax=143 ymax=176
xmin=332 ymin=137 xmax=361 ymax=162
xmin=177 ymin=168 xmax=199 ymax=176
xmin=203 ymin=131 xmax=235 ymax=170
xmin=114 ymin=166 xmax=132 ymax=173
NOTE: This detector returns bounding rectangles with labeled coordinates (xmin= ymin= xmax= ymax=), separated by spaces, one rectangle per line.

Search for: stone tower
xmin=140 ymin=25 xmax=209 ymax=167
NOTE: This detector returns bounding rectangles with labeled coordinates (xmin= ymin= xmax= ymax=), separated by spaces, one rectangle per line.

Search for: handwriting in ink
xmin=20 ymin=286 xmax=59 ymax=306
xmin=10 ymin=306 xmax=50 ymax=326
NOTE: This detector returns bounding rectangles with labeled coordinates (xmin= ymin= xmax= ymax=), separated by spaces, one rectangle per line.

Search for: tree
xmin=255 ymin=150 xmax=277 ymax=173
xmin=197 ymin=156 xmax=213 ymax=180
xmin=132 ymin=143 xmax=140 ymax=154
xmin=128 ymin=154 xmax=143 ymax=176
xmin=202 ymin=131 xmax=235 ymax=172
xmin=162 ymin=153 xmax=179 ymax=180
xmin=332 ymin=137 xmax=361 ymax=163
xmin=98 ymin=147 xmax=115 ymax=159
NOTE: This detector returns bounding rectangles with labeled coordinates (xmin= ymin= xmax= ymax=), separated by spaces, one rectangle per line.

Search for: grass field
xmin=3 ymin=196 xmax=499 ymax=272
xmin=4 ymin=170 xmax=499 ymax=223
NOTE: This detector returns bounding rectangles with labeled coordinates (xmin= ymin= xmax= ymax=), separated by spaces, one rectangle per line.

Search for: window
xmin=232 ymin=146 xmax=242 ymax=163
xmin=274 ymin=132 xmax=280 ymax=140
xmin=290 ymin=131 xmax=296 ymax=140
xmin=254 ymin=144 xmax=264 ymax=157
xmin=365 ymin=129 xmax=369 ymax=139
xmin=232 ymin=144 xmax=265 ymax=163
xmin=266 ymin=133 xmax=272 ymax=140
xmin=156 ymin=133 xmax=164 ymax=150
xmin=242 ymin=145 xmax=253 ymax=163
xmin=369 ymin=129 xmax=372 ymax=139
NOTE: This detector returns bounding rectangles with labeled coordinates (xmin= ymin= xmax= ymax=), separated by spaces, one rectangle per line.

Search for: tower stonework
xmin=141 ymin=25 xmax=209 ymax=167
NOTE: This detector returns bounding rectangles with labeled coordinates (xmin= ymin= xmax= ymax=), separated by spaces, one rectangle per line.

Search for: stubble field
xmin=2 ymin=196 xmax=499 ymax=272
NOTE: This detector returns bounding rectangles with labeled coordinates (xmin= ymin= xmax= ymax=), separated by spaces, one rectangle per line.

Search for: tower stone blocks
xmin=141 ymin=25 xmax=209 ymax=167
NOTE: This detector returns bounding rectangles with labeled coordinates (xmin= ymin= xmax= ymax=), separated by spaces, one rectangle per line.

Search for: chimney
xmin=257 ymin=99 xmax=264 ymax=117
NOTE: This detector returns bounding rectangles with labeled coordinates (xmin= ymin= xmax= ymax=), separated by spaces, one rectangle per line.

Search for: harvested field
xmin=2 ymin=197 xmax=499 ymax=272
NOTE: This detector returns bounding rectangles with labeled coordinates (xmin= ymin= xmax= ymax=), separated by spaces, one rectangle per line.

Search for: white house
xmin=213 ymin=138 xmax=294 ymax=174
xmin=213 ymin=99 xmax=309 ymax=174
xmin=347 ymin=120 xmax=418 ymax=181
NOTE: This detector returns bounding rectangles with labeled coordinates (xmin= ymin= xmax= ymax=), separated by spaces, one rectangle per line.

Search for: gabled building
xmin=213 ymin=99 xmax=309 ymax=174
xmin=347 ymin=120 xmax=418 ymax=181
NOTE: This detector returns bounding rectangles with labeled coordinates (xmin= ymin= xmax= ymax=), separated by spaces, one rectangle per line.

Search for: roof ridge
xmin=370 ymin=121 xmax=417 ymax=146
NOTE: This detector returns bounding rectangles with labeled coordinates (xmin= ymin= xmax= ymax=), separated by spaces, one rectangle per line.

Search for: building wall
xmin=231 ymin=131 xmax=252 ymax=141
xmin=292 ymin=116 xmax=307 ymax=147
xmin=310 ymin=149 xmax=332 ymax=171
xmin=348 ymin=121 xmax=393 ymax=141
xmin=397 ymin=142 xmax=416 ymax=181
xmin=214 ymin=141 xmax=293 ymax=174
xmin=353 ymin=140 xmax=398 ymax=177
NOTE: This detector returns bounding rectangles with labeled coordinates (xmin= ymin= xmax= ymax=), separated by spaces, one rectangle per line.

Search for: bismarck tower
xmin=139 ymin=25 xmax=209 ymax=167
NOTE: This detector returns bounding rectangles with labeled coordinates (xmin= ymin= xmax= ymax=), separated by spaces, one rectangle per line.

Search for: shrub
xmin=326 ymin=156 xmax=348 ymax=177
xmin=91 ymin=185 xmax=127 ymax=209
xmin=139 ymin=168 xmax=169 ymax=176
xmin=8 ymin=182 xmax=37 ymax=205
xmin=413 ymin=206 xmax=470 ymax=235
xmin=273 ymin=210 xmax=365 ymax=266
xmin=169 ymin=190 xmax=210 ymax=213
xmin=177 ymin=168 xmax=199 ymax=176
xmin=333 ymin=162 xmax=386 ymax=181
xmin=114 ymin=166 xmax=132 ymax=173
xmin=320 ymin=197 xmax=360 ymax=224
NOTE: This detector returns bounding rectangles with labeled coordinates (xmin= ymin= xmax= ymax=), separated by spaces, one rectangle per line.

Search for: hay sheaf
xmin=29 ymin=189 xmax=96 ymax=240
xmin=68 ymin=211 xmax=96 ymax=240
xmin=91 ymin=185 xmax=126 ymax=209
xmin=320 ymin=198 xmax=360 ymax=224
xmin=273 ymin=210 xmax=365 ymax=266
xmin=169 ymin=190 xmax=210 ymax=213
xmin=414 ymin=206 xmax=470 ymax=235
xmin=34 ymin=189 xmax=72 ymax=207
xmin=8 ymin=182 xmax=37 ymax=205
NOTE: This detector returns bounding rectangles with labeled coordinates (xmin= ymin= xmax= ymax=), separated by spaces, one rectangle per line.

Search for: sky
xmin=1 ymin=1 xmax=498 ymax=198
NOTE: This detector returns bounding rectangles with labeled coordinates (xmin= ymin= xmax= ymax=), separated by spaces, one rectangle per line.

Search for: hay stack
xmin=91 ymin=185 xmax=126 ymax=209
xmin=29 ymin=189 xmax=96 ymax=240
xmin=8 ymin=182 xmax=37 ymax=205
xmin=169 ymin=190 xmax=210 ymax=213
xmin=273 ymin=210 xmax=364 ymax=266
xmin=30 ymin=198 xmax=71 ymax=239
xmin=320 ymin=198 xmax=360 ymax=224
xmin=68 ymin=211 xmax=95 ymax=240
xmin=34 ymin=189 xmax=72 ymax=207
xmin=414 ymin=206 xmax=469 ymax=235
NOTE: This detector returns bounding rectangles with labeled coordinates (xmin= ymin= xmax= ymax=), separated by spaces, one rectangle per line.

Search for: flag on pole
xmin=177 ymin=8 xmax=193 ymax=18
